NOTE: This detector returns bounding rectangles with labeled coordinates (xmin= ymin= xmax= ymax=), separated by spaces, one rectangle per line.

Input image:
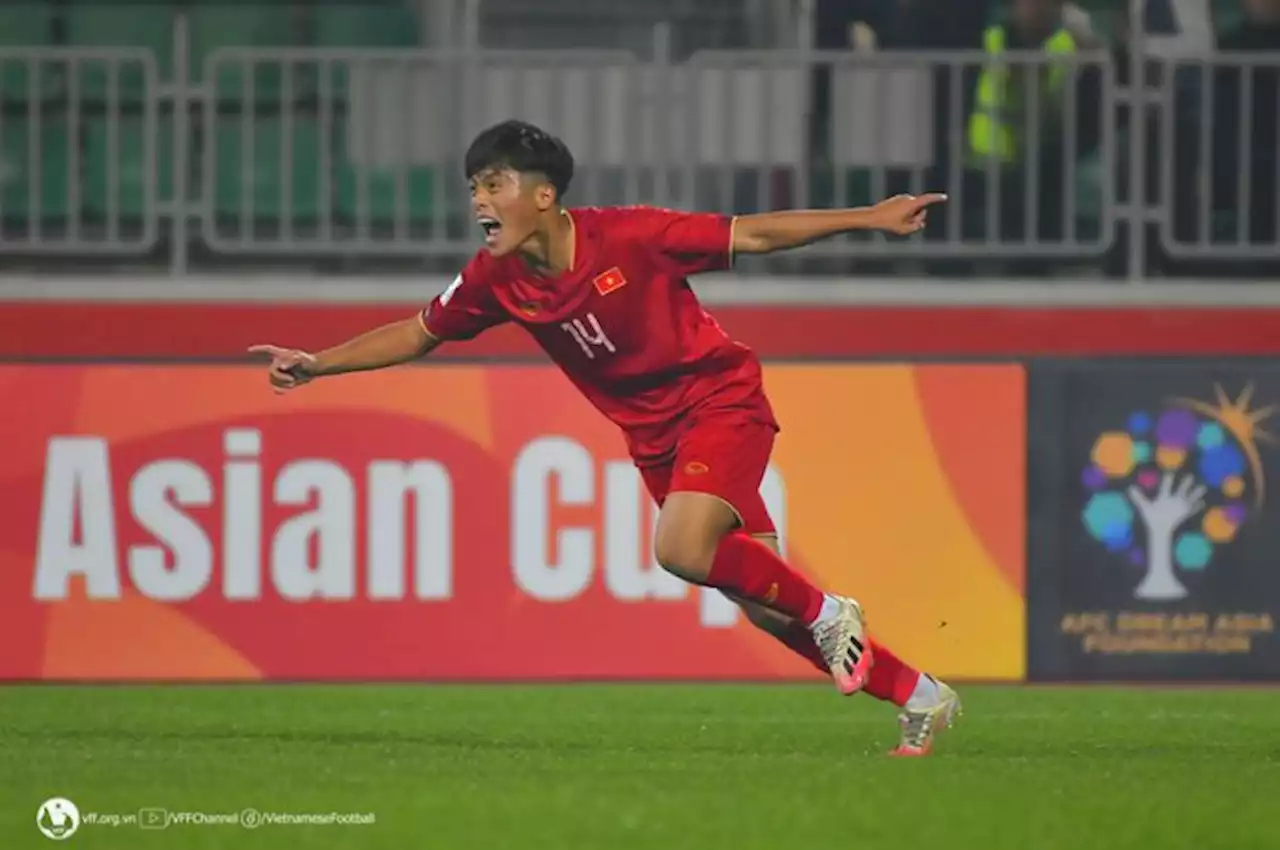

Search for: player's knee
xmin=652 ymin=527 xmax=716 ymax=582
xmin=653 ymin=492 xmax=739 ymax=582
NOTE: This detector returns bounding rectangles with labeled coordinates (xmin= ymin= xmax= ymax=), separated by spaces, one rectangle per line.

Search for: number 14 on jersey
xmin=561 ymin=313 xmax=617 ymax=360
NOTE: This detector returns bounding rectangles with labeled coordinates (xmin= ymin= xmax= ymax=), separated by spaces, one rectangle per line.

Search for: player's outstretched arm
xmin=731 ymin=192 xmax=947 ymax=254
xmin=248 ymin=317 xmax=440 ymax=394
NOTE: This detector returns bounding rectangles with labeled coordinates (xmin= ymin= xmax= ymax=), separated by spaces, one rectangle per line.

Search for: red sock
xmin=777 ymin=626 xmax=920 ymax=706
xmin=862 ymin=638 xmax=921 ymax=706
xmin=705 ymin=534 xmax=825 ymax=623
xmin=778 ymin=621 xmax=829 ymax=674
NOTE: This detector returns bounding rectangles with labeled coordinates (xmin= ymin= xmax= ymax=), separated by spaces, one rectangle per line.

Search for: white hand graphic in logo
xmin=1126 ymin=473 xmax=1207 ymax=600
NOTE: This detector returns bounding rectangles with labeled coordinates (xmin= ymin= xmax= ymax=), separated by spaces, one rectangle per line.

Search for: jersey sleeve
xmin=623 ymin=206 xmax=735 ymax=276
xmin=418 ymin=259 xmax=509 ymax=342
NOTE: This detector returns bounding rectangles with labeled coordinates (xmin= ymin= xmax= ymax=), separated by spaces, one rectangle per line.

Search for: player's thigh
xmin=667 ymin=419 xmax=776 ymax=535
xmin=643 ymin=463 xmax=727 ymax=579
xmin=653 ymin=421 xmax=777 ymax=576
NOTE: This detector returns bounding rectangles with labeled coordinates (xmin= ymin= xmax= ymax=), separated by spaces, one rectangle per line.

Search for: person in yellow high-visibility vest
xmin=961 ymin=0 xmax=1104 ymax=257
xmin=967 ymin=22 xmax=1079 ymax=164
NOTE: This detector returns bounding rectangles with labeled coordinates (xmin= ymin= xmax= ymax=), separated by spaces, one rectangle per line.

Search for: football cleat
xmin=890 ymin=679 xmax=961 ymax=757
xmin=810 ymin=596 xmax=874 ymax=695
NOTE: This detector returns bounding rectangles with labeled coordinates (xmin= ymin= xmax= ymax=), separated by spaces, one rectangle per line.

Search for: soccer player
xmin=250 ymin=120 xmax=960 ymax=756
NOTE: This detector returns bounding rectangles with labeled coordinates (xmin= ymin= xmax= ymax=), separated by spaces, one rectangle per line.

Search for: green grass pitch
xmin=2 ymin=683 xmax=1277 ymax=849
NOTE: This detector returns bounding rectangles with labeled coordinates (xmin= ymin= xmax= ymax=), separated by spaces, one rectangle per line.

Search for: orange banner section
xmin=0 ymin=363 xmax=1025 ymax=682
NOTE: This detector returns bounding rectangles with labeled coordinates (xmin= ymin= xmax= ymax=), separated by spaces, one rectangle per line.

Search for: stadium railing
xmin=1154 ymin=53 xmax=1280 ymax=262
xmin=0 ymin=47 xmax=162 ymax=256
xmin=0 ymin=35 xmax=1275 ymax=276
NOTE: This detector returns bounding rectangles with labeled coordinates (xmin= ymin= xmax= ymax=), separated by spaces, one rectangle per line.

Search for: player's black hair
xmin=464 ymin=120 xmax=574 ymax=200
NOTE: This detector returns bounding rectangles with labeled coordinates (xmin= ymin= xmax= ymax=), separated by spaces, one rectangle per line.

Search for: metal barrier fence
xmin=0 ymin=49 xmax=161 ymax=254
xmin=1156 ymin=53 xmax=1280 ymax=261
xmin=0 ymin=43 xmax=1276 ymax=274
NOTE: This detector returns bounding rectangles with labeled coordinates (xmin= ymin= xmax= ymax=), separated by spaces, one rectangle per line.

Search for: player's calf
xmin=736 ymin=597 xmax=792 ymax=637
xmin=715 ymin=536 xmax=796 ymax=635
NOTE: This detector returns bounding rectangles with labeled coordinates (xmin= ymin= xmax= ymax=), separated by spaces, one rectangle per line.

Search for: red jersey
xmin=419 ymin=205 xmax=777 ymax=467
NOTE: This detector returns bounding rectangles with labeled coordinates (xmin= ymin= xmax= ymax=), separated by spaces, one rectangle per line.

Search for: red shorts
xmin=638 ymin=417 xmax=777 ymax=535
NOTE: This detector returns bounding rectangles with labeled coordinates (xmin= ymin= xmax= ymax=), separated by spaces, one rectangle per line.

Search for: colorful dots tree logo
xmin=1081 ymin=385 xmax=1274 ymax=601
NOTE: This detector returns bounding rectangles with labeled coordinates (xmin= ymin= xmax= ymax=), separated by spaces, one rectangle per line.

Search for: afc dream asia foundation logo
xmin=1081 ymin=384 xmax=1274 ymax=601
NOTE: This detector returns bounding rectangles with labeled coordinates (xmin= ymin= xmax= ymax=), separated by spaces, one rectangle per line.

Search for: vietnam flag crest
xmin=593 ymin=267 xmax=627 ymax=296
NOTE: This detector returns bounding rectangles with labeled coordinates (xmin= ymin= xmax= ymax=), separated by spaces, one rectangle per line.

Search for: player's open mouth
xmin=478 ymin=216 xmax=502 ymax=245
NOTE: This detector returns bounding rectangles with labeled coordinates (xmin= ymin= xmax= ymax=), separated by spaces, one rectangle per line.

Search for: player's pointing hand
xmin=869 ymin=192 xmax=948 ymax=236
xmin=247 ymin=344 xmax=318 ymax=394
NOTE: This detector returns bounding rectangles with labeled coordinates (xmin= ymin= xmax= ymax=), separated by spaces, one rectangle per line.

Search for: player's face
xmin=469 ymin=167 xmax=555 ymax=256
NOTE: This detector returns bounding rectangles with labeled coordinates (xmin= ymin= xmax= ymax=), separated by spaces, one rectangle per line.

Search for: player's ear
xmin=534 ymin=179 xmax=558 ymax=211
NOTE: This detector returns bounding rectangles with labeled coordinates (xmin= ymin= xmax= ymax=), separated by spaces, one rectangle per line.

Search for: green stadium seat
xmin=0 ymin=117 xmax=71 ymax=222
xmin=335 ymin=164 xmax=437 ymax=225
xmin=312 ymin=2 xmax=422 ymax=99
xmin=189 ymin=4 xmax=299 ymax=104
xmin=312 ymin=3 xmax=421 ymax=47
xmin=0 ymin=2 xmax=58 ymax=102
xmin=213 ymin=116 xmax=324 ymax=221
xmin=64 ymin=2 xmax=172 ymax=103
xmin=84 ymin=116 xmax=175 ymax=219
xmin=0 ymin=2 xmax=54 ymax=46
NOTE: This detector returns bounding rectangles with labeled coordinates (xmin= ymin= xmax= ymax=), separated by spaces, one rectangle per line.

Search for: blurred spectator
xmin=963 ymin=0 xmax=1105 ymax=267
xmin=815 ymin=0 xmax=987 ymax=50
xmin=809 ymin=0 xmax=987 ymax=161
